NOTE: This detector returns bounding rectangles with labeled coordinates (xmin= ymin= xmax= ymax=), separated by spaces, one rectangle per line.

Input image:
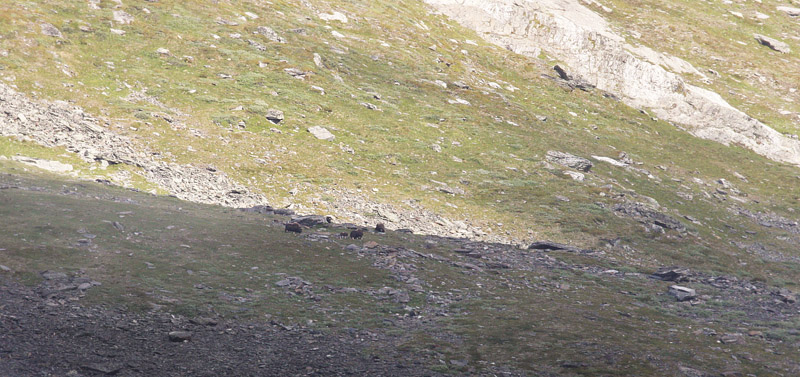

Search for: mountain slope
xmin=2 ymin=166 xmax=800 ymax=375
xmin=1 ymin=0 xmax=800 ymax=375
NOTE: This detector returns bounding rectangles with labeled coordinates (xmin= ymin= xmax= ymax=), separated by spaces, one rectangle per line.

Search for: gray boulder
xmin=256 ymin=26 xmax=284 ymax=43
xmin=168 ymin=331 xmax=193 ymax=342
xmin=40 ymin=23 xmax=62 ymax=38
xmin=290 ymin=215 xmax=327 ymax=227
xmin=651 ymin=267 xmax=690 ymax=282
xmin=308 ymin=126 xmax=335 ymax=141
xmin=528 ymin=240 xmax=590 ymax=253
xmin=754 ymin=34 xmax=791 ymax=54
xmin=668 ymin=285 xmax=696 ymax=302
xmin=265 ymin=109 xmax=284 ymax=124
xmin=546 ymin=151 xmax=593 ymax=172
xmin=777 ymin=6 xmax=800 ymax=17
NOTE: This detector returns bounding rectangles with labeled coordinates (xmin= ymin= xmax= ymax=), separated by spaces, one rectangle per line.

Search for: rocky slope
xmin=0 ymin=83 xmax=264 ymax=207
xmin=425 ymin=0 xmax=800 ymax=165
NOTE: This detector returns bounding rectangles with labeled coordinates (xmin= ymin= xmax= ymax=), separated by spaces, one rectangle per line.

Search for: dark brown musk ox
xmin=349 ymin=229 xmax=364 ymax=239
xmin=284 ymin=222 xmax=302 ymax=234
xmin=375 ymin=223 xmax=386 ymax=233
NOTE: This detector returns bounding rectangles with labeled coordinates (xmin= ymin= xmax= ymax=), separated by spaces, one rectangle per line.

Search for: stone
xmin=313 ymin=53 xmax=323 ymax=67
xmin=438 ymin=185 xmax=465 ymax=195
xmin=668 ymin=285 xmax=696 ymax=302
xmin=777 ymin=6 xmax=800 ymax=17
xmin=112 ymin=221 xmax=124 ymax=232
xmin=773 ymin=288 xmax=797 ymax=304
xmin=677 ymin=366 xmax=707 ymax=377
xmin=290 ymin=215 xmax=327 ymax=227
xmin=189 ymin=317 xmax=218 ymax=326
xmin=377 ymin=287 xmax=410 ymax=303
xmin=265 ymin=109 xmax=284 ymax=124
xmin=256 ymin=26 xmax=284 ymax=43
xmin=719 ymin=333 xmax=742 ymax=344
xmin=592 ymin=155 xmax=627 ymax=167
xmin=284 ymin=68 xmax=308 ymax=79
xmin=564 ymin=171 xmax=584 ymax=181
xmin=452 ymin=81 xmax=470 ymax=89
xmin=308 ymin=126 xmax=335 ymax=141
xmin=247 ymin=39 xmax=266 ymax=51
xmin=113 ymin=10 xmax=134 ymax=24
xmin=0 ymin=265 xmax=11 ymax=272
xmin=447 ymin=98 xmax=470 ymax=105
xmin=319 ymin=11 xmax=348 ymax=23
xmin=156 ymin=48 xmax=170 ymax=55
xmin=364 ymin=241 xmax=379 ymax=249
xmin=78 ymin=282 xmax=92 ymax=290
xmin=168 ymin=331 xmax=193 ymax=342
xmin=110 ymin=28 xmax=126 ymax=36
xmin=546 ymin=151 xmax=592 ymax=172
xmin=528 ymin=241 xmax=590 ymax=253
xmin=450 ymin=360 xmax=468 ymax=367
xmin=651 ymin=266 xmax=690 ymax=282
xmin=41 ymin=270 xmax=67 ymax=280
xmin=40 ymin=23 xmax=63 ymax=38
xmin=613 ymin=202 xmax=687 ymax=232
xmin=754 ymin=34 xmax=791 ymax=54
xmin=430 ymin=144 xmax=442 ymax=153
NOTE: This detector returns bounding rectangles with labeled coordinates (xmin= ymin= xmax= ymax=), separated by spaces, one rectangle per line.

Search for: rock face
xmin=754 ymin=34 xmax=791 ymax=54
xmin=423 ymin=0 xmax=800 ymax=165
xmin=0 ymin=83 xmax=266 ymax=208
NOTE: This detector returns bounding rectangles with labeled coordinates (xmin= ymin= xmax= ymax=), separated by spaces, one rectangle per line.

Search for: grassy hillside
xmin=1 ymin=1 xmax=800 ymax=373
xmin=1 ymin=0 xmax=799 ymax=285
xmin=3 ymin=166 xmax=800 ymax=375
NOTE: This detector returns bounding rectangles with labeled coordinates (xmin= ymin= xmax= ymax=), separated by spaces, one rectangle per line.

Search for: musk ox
xmin=349 ymin=229 xmax=364 ymax=239
xmin=284 ymin=222 xmax=302 ymax=234
xmin=338 ymin=232 xmax=350 ymax=239
xmin=375 ymin=223 xmax=386 ymax=233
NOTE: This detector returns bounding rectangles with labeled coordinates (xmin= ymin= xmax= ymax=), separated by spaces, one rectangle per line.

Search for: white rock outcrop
xmin=424 ymin=0 xmax=800 ymax=165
